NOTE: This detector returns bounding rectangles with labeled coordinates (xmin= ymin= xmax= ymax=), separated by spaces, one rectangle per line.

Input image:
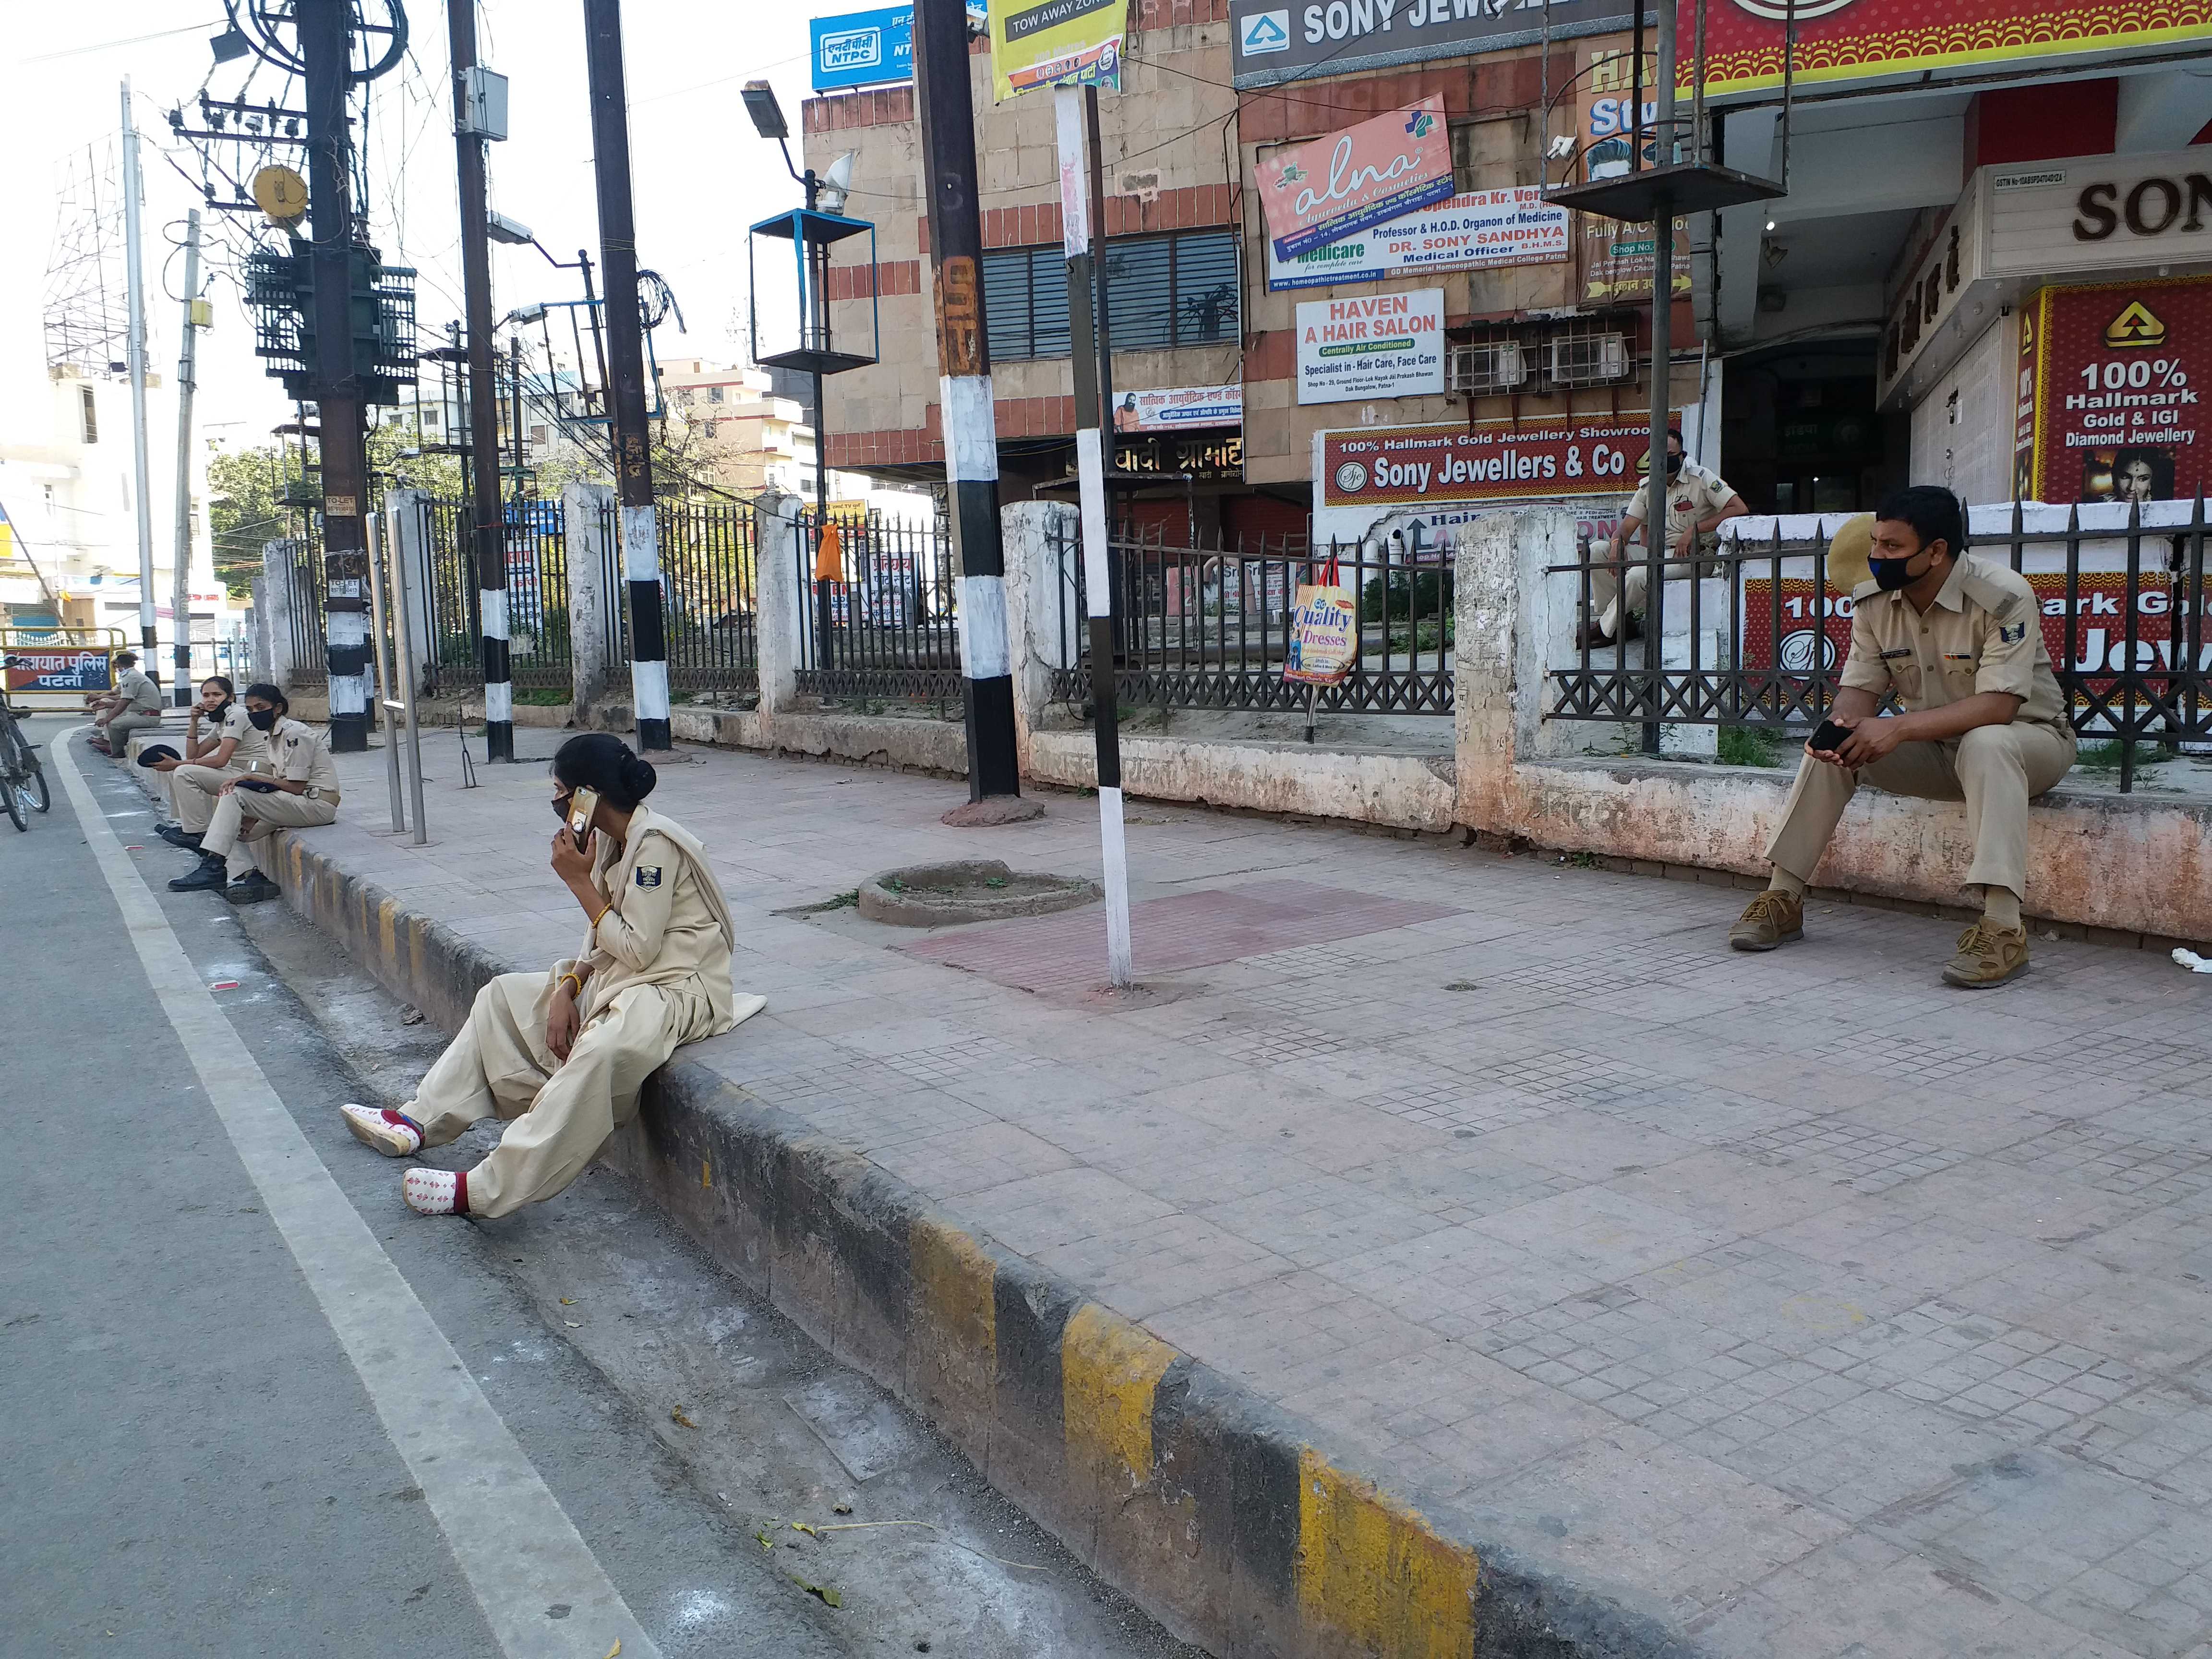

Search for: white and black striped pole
xmin=582 ymin=0 xmax=671 ymax=751
xmin=1057 ymin=84 xmax=1133 ymax=987
xmin=914 ymin=0 xmax=1022 ymax=806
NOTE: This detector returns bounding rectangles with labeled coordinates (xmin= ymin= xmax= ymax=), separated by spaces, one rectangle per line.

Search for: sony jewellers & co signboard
xmin=1229 ymin=0 xmax=1634 ymax=88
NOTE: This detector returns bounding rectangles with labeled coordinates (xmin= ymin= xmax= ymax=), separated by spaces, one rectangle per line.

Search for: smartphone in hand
xmin=1808 ymin=718 xmax=1853 ymax=753
xmin=565 ymin=786 xmax=600 ymax=853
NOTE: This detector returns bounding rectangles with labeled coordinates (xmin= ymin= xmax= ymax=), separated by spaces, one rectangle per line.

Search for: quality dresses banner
xmin=1695 ymin=0 xmax=2212 ymax=96
xmin=1256 ymin=96 xmax=1455 ymax=264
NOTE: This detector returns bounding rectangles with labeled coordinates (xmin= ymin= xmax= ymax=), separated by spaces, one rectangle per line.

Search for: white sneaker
xmin=341 ymin=1102 xmax=423 ymax=1158
xmin=402 ymin=1167 xmax=463 ymax=1215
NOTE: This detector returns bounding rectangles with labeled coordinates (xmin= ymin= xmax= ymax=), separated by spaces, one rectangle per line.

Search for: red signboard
xmin=1695 ymin=0 xmax=2212 ymax=96
xmin=1322 ymin=417 xmax=1656 ymax=509
xmin=2015 ymin=276 xmax=2212 ymax=505
xmin=1742 ymin=573 xmax=2212 ymax=727
xmin=5 ymin=648 xmax=113 ymax=694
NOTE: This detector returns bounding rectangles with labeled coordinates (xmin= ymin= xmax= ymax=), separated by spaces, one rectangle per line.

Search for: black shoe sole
xmin=1730 ymin=927 xmax=1803 ymax=953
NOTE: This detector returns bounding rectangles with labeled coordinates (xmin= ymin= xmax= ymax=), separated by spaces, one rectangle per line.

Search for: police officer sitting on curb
xmin=1728 ymin=486 xmax=2078 ymax=986
xmin=148 ymin=676 xmax=270 ymax=851
xmin=89 ymin=652 xmax=164 ymax=761
xmin=1584 ymin=427 xmax=1748 ymax=648
xmin=169 ymin=684 xmax=340 ymax=903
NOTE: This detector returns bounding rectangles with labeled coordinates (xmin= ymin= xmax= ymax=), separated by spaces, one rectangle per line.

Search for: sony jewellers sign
xmin=1985 ymin=149 xmax=2212 ymax=280
xmin=1229 ymin=0 xmax=1635 ymax=89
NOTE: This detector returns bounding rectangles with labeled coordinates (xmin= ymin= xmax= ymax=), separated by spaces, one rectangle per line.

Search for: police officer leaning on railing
xmin=1728 ymin=485 xmax=2077 ymax=987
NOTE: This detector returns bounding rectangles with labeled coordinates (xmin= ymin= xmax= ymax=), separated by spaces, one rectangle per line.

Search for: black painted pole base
xmin=484 ymin=721 xmax=514 ymax=763
xmin=637 ymin=717 xmax=671 ymax=752
xmin=329 ymin=713 xmax=371 ymax=754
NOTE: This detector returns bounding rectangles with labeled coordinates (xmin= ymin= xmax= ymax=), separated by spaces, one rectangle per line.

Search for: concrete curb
xmin=262 ymin=829 xmax=1697 ymax=1659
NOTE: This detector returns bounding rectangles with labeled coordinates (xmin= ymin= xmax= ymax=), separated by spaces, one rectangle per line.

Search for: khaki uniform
xmin=203 ymin=715 xmax=341 ymax=878
xmin=1593 ymin=462 xmax=1741 ymax=639
xmin=104 ymin=667 xmax=165 ymax=760
xmin=165 ymin=704 xmax=274 ymax=833
xmin=403 ymin=807 xmax=763 ymax=1218
xmin=1768 ymin=552 xmax=2077 ymax=901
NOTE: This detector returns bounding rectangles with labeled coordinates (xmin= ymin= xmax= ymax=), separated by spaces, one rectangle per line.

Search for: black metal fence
xmin=593 ymin=499 xmax=761 ymax=698
xmin=283 ymin=529 xmax=326 ymax=687
xmin=1046 ymin=521 xmax=1455 ymax=716
xmin=792 ymin=508 xmax=962 ymax=703
xmin=1547 ymin=501 xmax=2212 ymax=792
xmin=415 ymin=497 xmax=573 ymax=696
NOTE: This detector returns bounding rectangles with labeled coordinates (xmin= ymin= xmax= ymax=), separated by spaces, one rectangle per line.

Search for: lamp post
xmin=742 ymin=82 xmax=874 ymax=688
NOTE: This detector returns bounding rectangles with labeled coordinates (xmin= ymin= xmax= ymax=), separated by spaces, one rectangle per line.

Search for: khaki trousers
xmin=106 ymin=711 xmax=162 ymax=760
xmin=203 ymin=787 xmax=339 ymax=878
xmin=404 ymin=971 xmax=713 ymax=1219
xmin=167 ymin=763 xmax=240 ymax=834
xmin=1588 ymin=554 xmax=1710 ymax=638
xmin=1767 ymin=722 xmax=2077 ymax=901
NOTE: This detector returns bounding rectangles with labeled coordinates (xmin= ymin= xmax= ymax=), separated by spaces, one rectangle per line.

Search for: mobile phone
xmin=1808 ymin=718 xmax=1853 ymax=753
xmin=565 ymin=786 xmax=600 ymax=853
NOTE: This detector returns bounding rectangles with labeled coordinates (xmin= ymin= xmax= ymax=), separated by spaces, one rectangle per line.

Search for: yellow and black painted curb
xmin=266 ymin=832 xmax=1693 ymax=1659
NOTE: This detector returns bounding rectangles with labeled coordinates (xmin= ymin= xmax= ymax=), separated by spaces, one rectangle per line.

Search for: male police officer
xmin=1586 ymin=427 xmax=1747 ymax=647
xmin=1728 ymin=486 xmax=2076 ymax=986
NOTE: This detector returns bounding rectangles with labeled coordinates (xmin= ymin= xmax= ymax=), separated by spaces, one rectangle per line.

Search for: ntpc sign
xmin=811 ymin=6 xmax=915 ymax=91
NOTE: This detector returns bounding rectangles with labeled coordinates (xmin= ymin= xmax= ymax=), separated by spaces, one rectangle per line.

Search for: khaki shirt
xmin=270 ymin=716 xmax=342 ymax=798
xmin=116 ymin=666 xmax=162 ymax=712
xmin=1841 ymin=553 xmax=2072 ymax=732
xmin=1627 ymin=462 xmax=1739 ymax=550
xmin=198 ymin=702 xmax=272 ymax=770
xmin=570 ymin=824 xmax=734 ymax=1022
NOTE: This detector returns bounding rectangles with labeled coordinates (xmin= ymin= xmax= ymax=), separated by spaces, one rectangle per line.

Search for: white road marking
xmin=55 ymin=733 xmax=662 ymax=1659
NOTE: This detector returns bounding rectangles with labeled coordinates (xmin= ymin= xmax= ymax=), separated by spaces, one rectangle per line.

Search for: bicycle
xmin=0 ymin=668 xmax=52 ymax=832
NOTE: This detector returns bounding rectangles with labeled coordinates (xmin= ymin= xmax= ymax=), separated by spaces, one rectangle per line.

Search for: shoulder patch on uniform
xmin=1998 ymin=621 xmax=2027 ymax=643
xmin=635 ymin=865 xmax=662 ymax=888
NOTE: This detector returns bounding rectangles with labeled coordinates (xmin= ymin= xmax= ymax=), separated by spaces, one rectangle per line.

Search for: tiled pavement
xmin=275 ymin=734 xmax=2212 ymax=1657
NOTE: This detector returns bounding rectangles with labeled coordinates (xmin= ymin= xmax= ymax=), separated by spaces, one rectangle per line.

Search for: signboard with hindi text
xmin=1577 ymin=40 xmax=1691 ymax=303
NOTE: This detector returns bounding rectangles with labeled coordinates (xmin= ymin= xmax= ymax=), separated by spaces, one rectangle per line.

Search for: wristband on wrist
xmin=558 ymin=972 xmax=583 ymax=998
xmin=589 ymin=900 xmax=612 ymax=929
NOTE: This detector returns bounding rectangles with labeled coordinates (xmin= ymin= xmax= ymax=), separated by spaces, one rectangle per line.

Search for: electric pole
xmin=170 ymin=210 xmax=205 ymax=705
xmin=120 ymin=81 xmax=158 ymax=666
xmin=301 ymin=0 xmax=374 ymax=752
xmin=1056 ymin=86 xmax=1132 ymax=985
xmin=581 ymin=0 xmax=671 ymax=753
xmin=448 ymin=0 xmax=513 ymax=760
xmin=1642 ymin=0 xmax=1677 ymax=757
xmin=913 ymin=0 xmax=1023 ymax=809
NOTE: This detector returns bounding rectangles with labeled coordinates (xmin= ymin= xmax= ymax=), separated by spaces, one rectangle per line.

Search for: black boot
xmin=168 ymin=854 xmax=228 ymax=892
xmin=157 ymin=824 xmax=203 ymax=851
xmin=225 ymin=870 xmax=281 ymax=905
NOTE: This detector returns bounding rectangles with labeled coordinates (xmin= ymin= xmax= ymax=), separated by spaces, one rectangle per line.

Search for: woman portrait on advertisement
xmin=2084 ymin=446 xmax=2176 ymax=505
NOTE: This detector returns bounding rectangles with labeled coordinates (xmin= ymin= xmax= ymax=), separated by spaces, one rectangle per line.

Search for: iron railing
xmin=596 ymin=499 xmax=762 ymax=698
xmin=285 ymin=529 xmax=326 ymax=687
xmin=1546 ymin=499 xmax=2212 ymax=792
xmin=415 ymin=497 xmax=572 ymax=694
xmin=792 ymin=508 xmax=962 ymax=702
xmin=1046 ymin=522 xmax=1455 ymax=716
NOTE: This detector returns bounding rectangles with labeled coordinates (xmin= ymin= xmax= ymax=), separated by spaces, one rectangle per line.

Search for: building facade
xmin=801 ymin=0 xmax=2212 ymax=544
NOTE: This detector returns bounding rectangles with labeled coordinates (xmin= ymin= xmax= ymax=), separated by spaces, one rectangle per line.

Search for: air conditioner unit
xmin=1446 ymin=340 xmax=1527 ymax=396
xmin=1548 ymin=332 xmax=1630 ymax=385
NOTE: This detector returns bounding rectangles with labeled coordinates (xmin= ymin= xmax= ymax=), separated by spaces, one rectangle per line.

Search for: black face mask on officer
xmin=551 ymin=792 xmax=573 ymax=824
xmin=1664 ymin=448 xmax=1684 ymax=479
xmin=1868 ymin=523 xmax=1944 ymax=591
xmin=247 ymin=706 xmax=278 ymax=732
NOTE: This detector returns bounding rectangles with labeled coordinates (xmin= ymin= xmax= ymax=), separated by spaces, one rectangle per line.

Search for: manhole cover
xmin=858 ymin=859 xmax=1101 ymax=927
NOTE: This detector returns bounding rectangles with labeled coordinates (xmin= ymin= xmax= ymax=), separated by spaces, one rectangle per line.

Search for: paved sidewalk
xmin=252 ymin=733 xmax=2212 ymax=1657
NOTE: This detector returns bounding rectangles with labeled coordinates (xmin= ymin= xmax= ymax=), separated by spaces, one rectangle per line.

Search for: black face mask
xmin=552 ymin=793 xmax=573 ymax=824
xmin=1664 ymin=453 xmax=1684 ymax=478
xmin=247 ymin=708 xmax=277 ymax=731
xmin=205 ymin=698 xmax=233 ymax=721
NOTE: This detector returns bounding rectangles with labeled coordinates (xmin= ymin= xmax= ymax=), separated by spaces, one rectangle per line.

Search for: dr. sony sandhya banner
xmin=1265 ymin=187 xmax=1570 ymax=290
xmin=1257 ymin=96 xmax=1454 ymax=264
xmin=1229 ymin=0 xmax=1636 ymax=88
xmin=990 ymin=0 xmax=1125 ymax=99
xmin=1297 ymin=289 xmax=1444 ymax=405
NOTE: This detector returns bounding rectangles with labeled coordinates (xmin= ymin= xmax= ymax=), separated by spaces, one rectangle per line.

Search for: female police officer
xmin=168 ymin=685 xmax=340 ymax=902
xmin=151 ymin=676 xmax=269 ymax=850
xmin=337 ymin=733 xmax=764 ymax=1217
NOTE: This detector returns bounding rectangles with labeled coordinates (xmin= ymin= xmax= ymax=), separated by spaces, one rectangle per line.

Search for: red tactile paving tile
xmin=896 ymin=881 xmax=1458 ymax=992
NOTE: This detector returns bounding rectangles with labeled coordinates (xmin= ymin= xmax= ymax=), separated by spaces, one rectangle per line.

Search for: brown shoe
xmin=1943 ymin=920 xmax=2029 ymax=988
xmin=1729 ymin=889 xmax=1803 ymax=951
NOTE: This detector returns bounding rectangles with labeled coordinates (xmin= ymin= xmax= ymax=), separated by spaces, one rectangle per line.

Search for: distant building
xmin=655 ymin=357 xmax=932 ymax=518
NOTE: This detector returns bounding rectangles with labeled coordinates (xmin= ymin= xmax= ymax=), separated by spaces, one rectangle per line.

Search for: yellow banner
xmin=989 ymin=0 xmax=1125 ymax=101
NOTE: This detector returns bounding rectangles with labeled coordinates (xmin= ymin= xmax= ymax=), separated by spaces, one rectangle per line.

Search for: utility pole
xmin=1642 ymin=0 xmax=1677 ymax=757
xmin=170 ymin=210 xmax=205 ymax=705
xmin=581 ymin=0 xmax=671 ymax=752
xmin=301 ymin=0 xmax=374 ymax=752
xmin=1056 ymin=84 xmax=1131 ymax=984
xmin=913 ymin=0 xmax=1023 ymax=808
xmin=120 ymin=81 xmax=158 ymax=666
xmin=448 ymin=0 xmax=513 ymax=760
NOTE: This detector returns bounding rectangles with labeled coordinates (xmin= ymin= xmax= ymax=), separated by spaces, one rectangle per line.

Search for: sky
xmin=0 ymin=3 xmax=821 ymax=453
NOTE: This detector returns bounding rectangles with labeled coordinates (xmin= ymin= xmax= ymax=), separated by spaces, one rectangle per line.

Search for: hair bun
xmin=624 ymin=755 xmax=658 ymax=802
